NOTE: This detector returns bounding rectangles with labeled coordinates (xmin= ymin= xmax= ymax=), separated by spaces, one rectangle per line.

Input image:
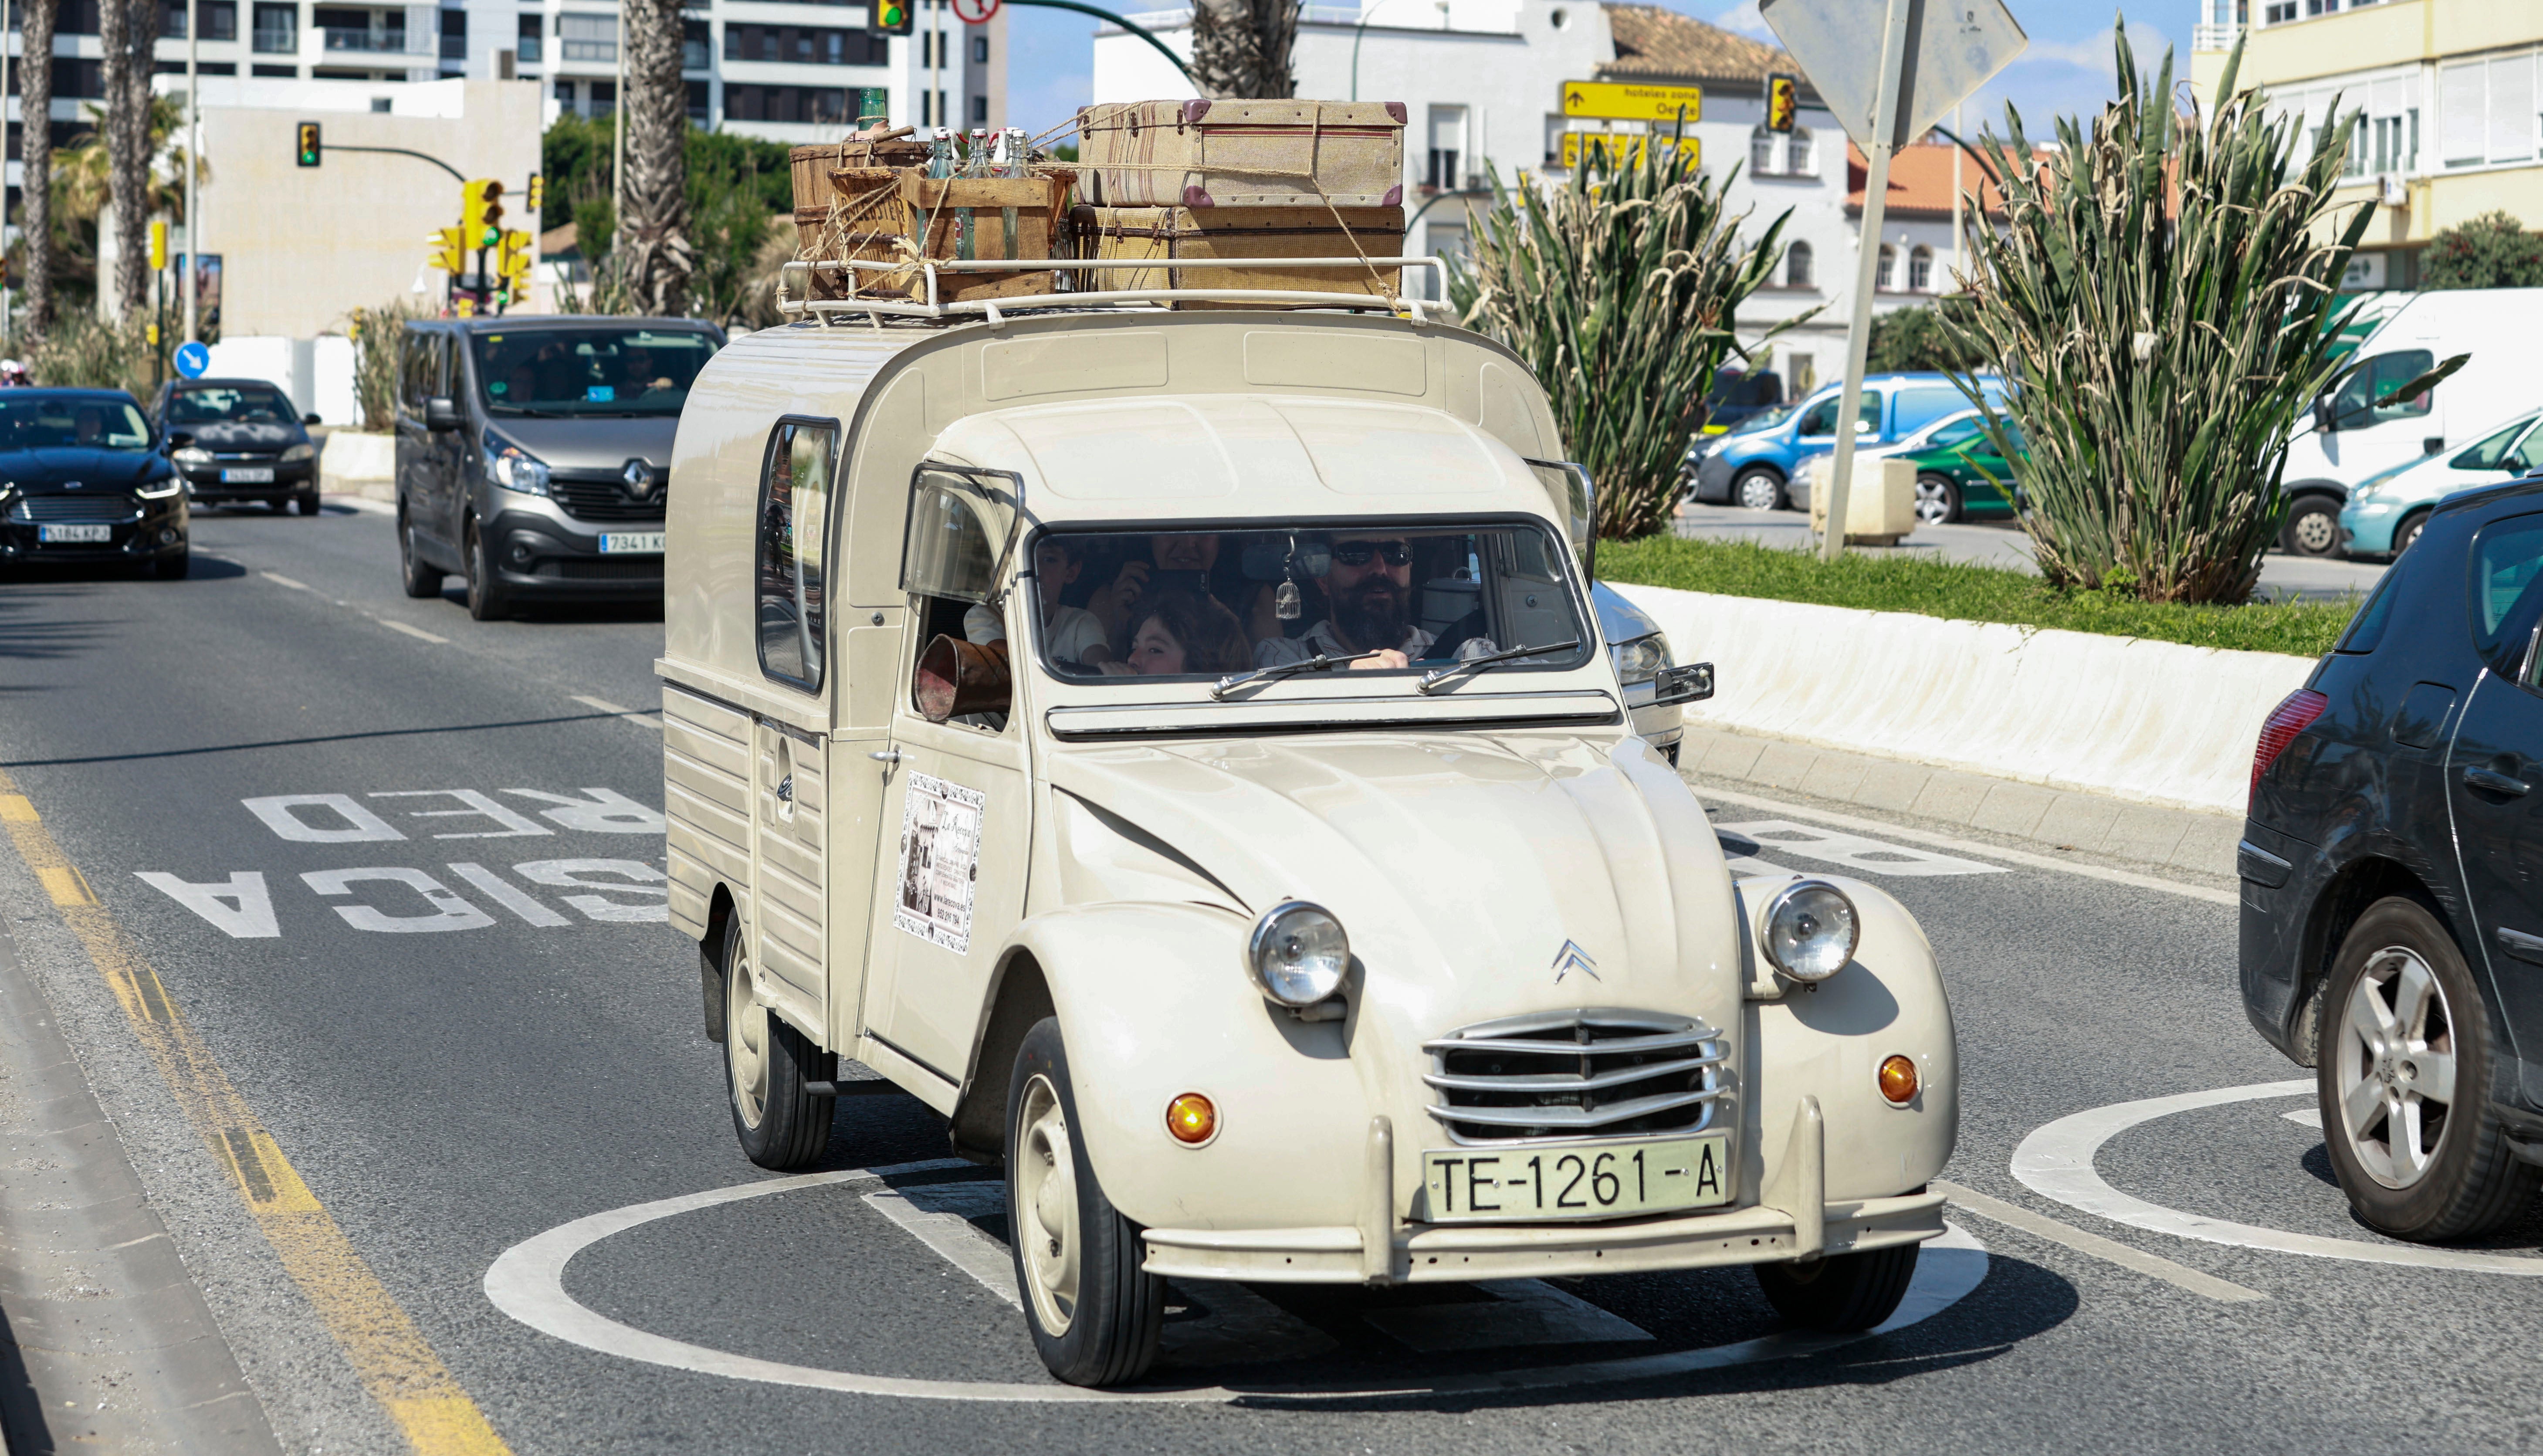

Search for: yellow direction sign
xmin=1558 ymin=132 xmax=1697 ymax=171
xmin=1558 ymin=80 xmax=1702 ymax=122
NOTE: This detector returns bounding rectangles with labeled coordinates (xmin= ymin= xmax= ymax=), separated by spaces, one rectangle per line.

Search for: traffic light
xmin=296 ymin=120 xmax=322 ymax=166
xmin=1765 ymin=73 xmax=1797 ymax=134
xmin=869 ymin=0 xmax=912 ymax=36
xmin=428 ymin=227 xmax=466 ymax=274
xmin=525 ymin=173 xmax=544 ymax=214
xmin=496 ymin=229 xmax=533 ymax=298
xmin=149 ymin=219 xmax=168 ymax=271
xmin=460 ymin=178 xmax=505 ymax=249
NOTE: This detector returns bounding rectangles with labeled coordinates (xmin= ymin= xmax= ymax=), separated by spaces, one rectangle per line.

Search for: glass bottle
xmin=926 ymin=128 xmax=954 ymax=179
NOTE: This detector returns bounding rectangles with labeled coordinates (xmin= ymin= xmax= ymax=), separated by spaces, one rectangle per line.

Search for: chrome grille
xmin=1423 ymin=1008 xmax=1726 ymax=1143
xmin=547 ymin=472 xmax=666 ymax=524
xmin=9 ymin=494 xmax=139 ymax=524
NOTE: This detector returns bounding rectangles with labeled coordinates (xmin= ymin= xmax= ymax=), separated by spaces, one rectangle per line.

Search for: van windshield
xmin=999 ymin=522 xmax=1592 ymax=683
xmin=473 ymin=327 xmax=719 ymax=417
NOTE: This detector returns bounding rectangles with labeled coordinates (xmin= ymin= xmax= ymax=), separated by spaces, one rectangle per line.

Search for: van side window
xmin=756 ymin=419 xmax=839 ymax=692
xmin=2330 ymin=349 xmax=2434 ymax=429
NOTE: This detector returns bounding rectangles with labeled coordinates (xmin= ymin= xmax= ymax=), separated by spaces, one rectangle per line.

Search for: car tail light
xmin=2251 ymin=689 xmax=2328 ymax=800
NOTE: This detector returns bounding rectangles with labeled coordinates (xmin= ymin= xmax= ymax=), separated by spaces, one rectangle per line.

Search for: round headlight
xmin=1761 ymin=880 xmax=1859 ymax=982
xmin=1246 ymin=901 xmax=1349 ymax=1006
xmin=1610 ymin=633 xmax=1670 ymax=684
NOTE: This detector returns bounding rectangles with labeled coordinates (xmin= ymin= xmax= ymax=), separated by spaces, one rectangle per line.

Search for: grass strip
xmin=1598 ymin=536 xmax=2357 ymax=658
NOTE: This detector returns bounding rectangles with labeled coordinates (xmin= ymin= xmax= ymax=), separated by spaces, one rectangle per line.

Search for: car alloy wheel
xmin=2331 ymin=944 xmax=2458 ymax=1191
xmin=2393 ymin=512 xmax=2426 ymax=557
xmin=1914 ymin=474 xmax=1961 ymax=526
xmin=1734 ymin=469 xmax=1784 ymax=512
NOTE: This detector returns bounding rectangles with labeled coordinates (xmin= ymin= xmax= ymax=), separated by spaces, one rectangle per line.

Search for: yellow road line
xmin=0 ymin=767 xmax=512 ymax=1456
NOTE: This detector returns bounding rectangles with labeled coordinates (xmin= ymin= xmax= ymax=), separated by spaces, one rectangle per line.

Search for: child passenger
xmin=963 ymin=536 xmax=1113 ymax=669
xmin=1101 ymin=589 xmax=1253 ymax=677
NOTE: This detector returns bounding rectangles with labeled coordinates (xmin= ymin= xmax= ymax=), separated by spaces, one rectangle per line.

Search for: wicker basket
xmin=801 ymin=168 xmax=1077 ymax=304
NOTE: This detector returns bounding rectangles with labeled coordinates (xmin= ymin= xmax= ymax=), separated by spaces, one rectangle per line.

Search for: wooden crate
xmin=1076 ymin=100 xmax=1406 ymax=209
xmin=789 ymin=139 xmax=930 ymax=230
xmin=802 ymin=169 xmax=1076 ymax=304
xmin=1070 ymin=204 xmax=1404 ymax=301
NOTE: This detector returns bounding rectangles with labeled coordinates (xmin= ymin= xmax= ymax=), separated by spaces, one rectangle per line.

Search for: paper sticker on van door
xmin=891 ymin=772 xmax=985 ymax=954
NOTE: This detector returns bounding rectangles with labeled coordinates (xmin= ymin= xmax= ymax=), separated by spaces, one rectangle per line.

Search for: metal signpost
xmin=1759 ymin=0 xmax=2023 ymax=560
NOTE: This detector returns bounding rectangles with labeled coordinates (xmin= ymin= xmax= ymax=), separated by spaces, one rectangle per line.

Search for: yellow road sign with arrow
xmin=1558 ymin=80 xmax=1703 ymax=122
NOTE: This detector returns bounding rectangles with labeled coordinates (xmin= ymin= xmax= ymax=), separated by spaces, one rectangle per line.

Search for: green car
xmin=1894 ymin=411 xmax=2024 ymax=525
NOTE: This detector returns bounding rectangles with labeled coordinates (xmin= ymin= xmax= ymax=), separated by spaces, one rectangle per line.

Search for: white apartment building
xmin=2191 ymin=0 xmax=2543 ymax=290
xmin=1092 ymin=1 xmax=1964 ymax=396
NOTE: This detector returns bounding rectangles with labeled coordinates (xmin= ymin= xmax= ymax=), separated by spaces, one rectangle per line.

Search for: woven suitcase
xmin=789 ymin=137 xmax=929 ymax=230
xmin=1070 ymin=204 xmax=1403 ymax=302
xmin=803 ymin=168 xmax=1076 ymax=304
xmin=1076 ymin=100 xmax=1406 ymax=209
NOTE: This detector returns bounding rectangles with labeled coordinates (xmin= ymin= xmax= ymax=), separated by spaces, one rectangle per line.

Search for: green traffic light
xmin=481 ymin=227 xmax=501 ymax=247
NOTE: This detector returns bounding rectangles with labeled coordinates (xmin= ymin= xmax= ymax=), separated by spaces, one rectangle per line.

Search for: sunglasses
xmin=1330 ymin=541 xmax=1412 ymax=567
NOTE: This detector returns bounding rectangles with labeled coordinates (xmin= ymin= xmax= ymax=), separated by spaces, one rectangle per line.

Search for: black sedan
xmin=0 ymin=389 xmax=190 ymax=578
xmin=149 ymin=377 xmax=322 ymax=513
xmin=2242 ymin=473 xmax=2543 ymax=1241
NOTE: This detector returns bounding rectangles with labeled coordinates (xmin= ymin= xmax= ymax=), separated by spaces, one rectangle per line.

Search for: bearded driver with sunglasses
xmin=1252 ymin=533 xmax=1499 ymax=670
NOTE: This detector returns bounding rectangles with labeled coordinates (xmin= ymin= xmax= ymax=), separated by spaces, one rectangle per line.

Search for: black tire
xmin=1914 ymin=473 xmax=1962 ymax=526
xmin=717 ymin=915 xmax=834 ymax=1170
xmin=1733 ymin=467 xmax=1787 ymax=512
xmin=1754 ymin=1243 xmax=1919 ymax=1331
xmin=2281 ymin=494 xmax=2342 ymax=557
xmin=154 ymin=549 xmax=190 ymax=580
xmin=1006 ymin=1016 xmax=1163 ymax=1387
xmin=2392 ymin=511 xmax=2428 ymax=558
xmin=295 ymin=491 xmax=322 ymax=516
xmin=2315 ymin=897 xmax=2539 ymax=1240
xmin=464 ymin=517 xmax=512 ymax=621
xmin=399 ymin=510 xmax=444 ymax=599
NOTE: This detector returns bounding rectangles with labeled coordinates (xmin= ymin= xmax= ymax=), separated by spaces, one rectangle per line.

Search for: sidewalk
xmin=1673 ymin=722 xmax=2244 ymax=883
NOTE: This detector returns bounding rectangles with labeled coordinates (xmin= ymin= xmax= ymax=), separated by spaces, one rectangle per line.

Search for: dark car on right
xmin=2243 ymin=475 xmax=2543 ymax=1242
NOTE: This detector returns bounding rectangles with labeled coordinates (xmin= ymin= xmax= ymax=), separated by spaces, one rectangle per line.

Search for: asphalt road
xmin=0 ymin=502 xmax=2536 ymax=1455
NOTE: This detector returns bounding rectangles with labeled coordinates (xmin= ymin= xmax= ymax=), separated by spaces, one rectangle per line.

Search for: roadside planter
xmin=657 ymin=311 xmax=1959 ymax=1387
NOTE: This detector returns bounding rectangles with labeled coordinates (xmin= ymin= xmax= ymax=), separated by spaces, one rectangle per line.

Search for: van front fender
xmin=997 ymin=901 xmax=1373 ymax=1232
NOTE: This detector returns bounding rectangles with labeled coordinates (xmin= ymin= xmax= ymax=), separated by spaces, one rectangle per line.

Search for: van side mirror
xmin=2313 ymin=400 xmax=2336 ymax=434
xmin=425 ymin=397 xmax=463 ymax=432
xmin=164 ymin=430 xmax=194 ymax=452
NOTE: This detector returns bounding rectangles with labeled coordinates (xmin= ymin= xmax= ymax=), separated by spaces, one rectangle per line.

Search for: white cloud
xmin=1709 ymin=0 xmax=1772 ymax=40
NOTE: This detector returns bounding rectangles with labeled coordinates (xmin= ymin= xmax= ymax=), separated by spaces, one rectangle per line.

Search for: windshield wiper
xmin=1209 ymin=649 xmax=1382 ymax=700
xmin=1416 ymin=639 xmax=1582 ymax=695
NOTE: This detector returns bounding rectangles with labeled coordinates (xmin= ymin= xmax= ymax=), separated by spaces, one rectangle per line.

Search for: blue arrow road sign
xmin=174 ymin=342 xmax=210 ymax=379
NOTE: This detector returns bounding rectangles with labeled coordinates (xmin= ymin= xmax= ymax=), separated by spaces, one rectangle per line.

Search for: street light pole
xmin=184 ymin=0 xmax=199 ymax=345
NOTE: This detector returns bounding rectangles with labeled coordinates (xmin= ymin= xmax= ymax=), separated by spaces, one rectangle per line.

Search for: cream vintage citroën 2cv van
xmin=658 ymin=284 xmax=1958 ymax=1387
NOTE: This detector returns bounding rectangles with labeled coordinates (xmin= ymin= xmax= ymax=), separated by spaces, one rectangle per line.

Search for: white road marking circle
xmin=2012 ymin=1080 xmax=2543 ymax=1275
xmin=482 ymin=1163 xmax=1992 ymax=1403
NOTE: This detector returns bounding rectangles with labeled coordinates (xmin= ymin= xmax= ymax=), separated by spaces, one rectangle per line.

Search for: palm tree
xmin=98 ymin=0 xmax=159 ymax=317
xmin=617 ymin=0 xmax=696 ymax=315
xmin=20 ymin=0 xmax=58 ymax=338
xmin=1190 ymin=0 xmax=1296 ymax=100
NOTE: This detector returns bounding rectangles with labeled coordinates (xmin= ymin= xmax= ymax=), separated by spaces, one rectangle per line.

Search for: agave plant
xmin=1449 ymin=129 xmax=1794 ymax=539
xmin=1942 ymin=30 xmax=2403 ymax=603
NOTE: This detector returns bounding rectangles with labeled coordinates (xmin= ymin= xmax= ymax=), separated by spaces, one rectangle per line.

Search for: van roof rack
xmin=775 ymin=256 xmax=1453 ymax=328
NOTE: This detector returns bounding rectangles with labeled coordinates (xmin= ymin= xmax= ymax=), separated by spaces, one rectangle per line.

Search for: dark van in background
xmin=394 ymin=316 xmax=725 ymax=620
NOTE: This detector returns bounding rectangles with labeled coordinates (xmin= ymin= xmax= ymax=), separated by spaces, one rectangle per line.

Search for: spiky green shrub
xmin=344 ymin=298 xmax=430 ymax=432
xmin=27 ymin=311 xmax=154 ymax=396
xmin=1449 ymin=132 xmax=1793 ymax=539
xmin=1943 ymin=32 xmax=2378 ymax=603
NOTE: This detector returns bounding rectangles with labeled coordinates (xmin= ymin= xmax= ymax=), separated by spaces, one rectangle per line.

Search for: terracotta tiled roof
xmin=1598 ymin=5 xmax=1798 ymax=89
xmin=1845 ymin=137 xmax=2035 ymax=219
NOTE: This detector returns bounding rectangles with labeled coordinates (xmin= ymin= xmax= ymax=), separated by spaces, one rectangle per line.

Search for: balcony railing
xmin=2192 ymin=21 xmax=2242 ymax=50
xmin=323 ymin=26 xmax=429 ymax=53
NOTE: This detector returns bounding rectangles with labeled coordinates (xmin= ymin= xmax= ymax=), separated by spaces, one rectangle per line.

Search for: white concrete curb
xmin=1609 ymin=582 xmax=2317 ymax=816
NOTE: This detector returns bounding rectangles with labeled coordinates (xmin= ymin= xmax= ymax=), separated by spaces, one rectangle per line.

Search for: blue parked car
xmin=1689 ymin=372 xmax=2008 ymax=512
xmin=2338 ymin=408 xmax=2543 ymax=559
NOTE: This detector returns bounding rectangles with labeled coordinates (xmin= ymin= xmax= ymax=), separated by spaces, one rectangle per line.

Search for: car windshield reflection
xmin=983 ymin=521 xmax=1593 ymax=686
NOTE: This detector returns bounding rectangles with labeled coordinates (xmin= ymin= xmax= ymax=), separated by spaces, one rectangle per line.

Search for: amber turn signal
xmin=1878 ymin=1055 xmax=1919 ymax=1105
xmin=1165 ymin=1092 xmax=1217 ymax=1145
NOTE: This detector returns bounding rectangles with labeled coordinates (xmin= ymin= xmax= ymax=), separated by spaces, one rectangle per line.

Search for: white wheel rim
xmin=2294 ymin=509 xmax=2336 ymax=552
xmin=1915 ymin=480 xmax=1950 ymax=524
xmin=1738 ymin=476 xmax=1778 ymax=510
xmin=728 ymin=948 xmax=770 ymax=1131
xmin=2332 ymin=946 xmax=2459 ymax=1190
xmin=1015 ymin=1073 xmax=1081 ymax=1337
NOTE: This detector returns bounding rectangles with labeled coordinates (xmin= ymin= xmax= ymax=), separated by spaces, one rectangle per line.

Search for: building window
xmin=589 ymin=78 xmax=616 ymax=115
xmin=2439 ymin=54 xmax=2536 ymax=169
xmin=1785 ymin=125 xmax=1815 ymax=176
xmin=252 ymin=61 xmax=296 ymax=75
xmin=724 ymin=24 xmax=883 ymax=65
xmin=688 ymin=78 xmax=708 ymax=123
xmin=555 ymin=78 xmax=576 ymax=110
xmin=725 ymin=84 xmax=850 ymax=125
xmin=971 ymin=93 xmax=988 ymax=123
xmin=440 ymin=7 xmax=464 ymax=61
xmin=1909 ymin=245 xmax=1933 ymax=291
xmin=1427 ymin=104 xmax=1466 ymax=190
xmin=1876 ymin=244 xmax=1895 ymax=291
xmin=1751 ymin=124 xmax=1776 ymax=175
xmin=171 ymin=0 xmax=238 ymax=37
xmin=559 ymin=12 xmax=616 ymax=63
xmin=971 ymin=34 xmax=986 ymax=63
xmin=1786 ymin=240 xmax=1813 ymax=289
xmin=251 ymin=2 xmax=296 ymax=53
xmin=684 ymin=18 xmax=708 ymax=69
xmin=516 ymin=13 xmax=540 ymax=63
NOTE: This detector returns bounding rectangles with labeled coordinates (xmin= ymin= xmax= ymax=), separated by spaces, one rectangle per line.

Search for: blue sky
xmin=1002 ymin=1 xmax=2202 ymax=147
